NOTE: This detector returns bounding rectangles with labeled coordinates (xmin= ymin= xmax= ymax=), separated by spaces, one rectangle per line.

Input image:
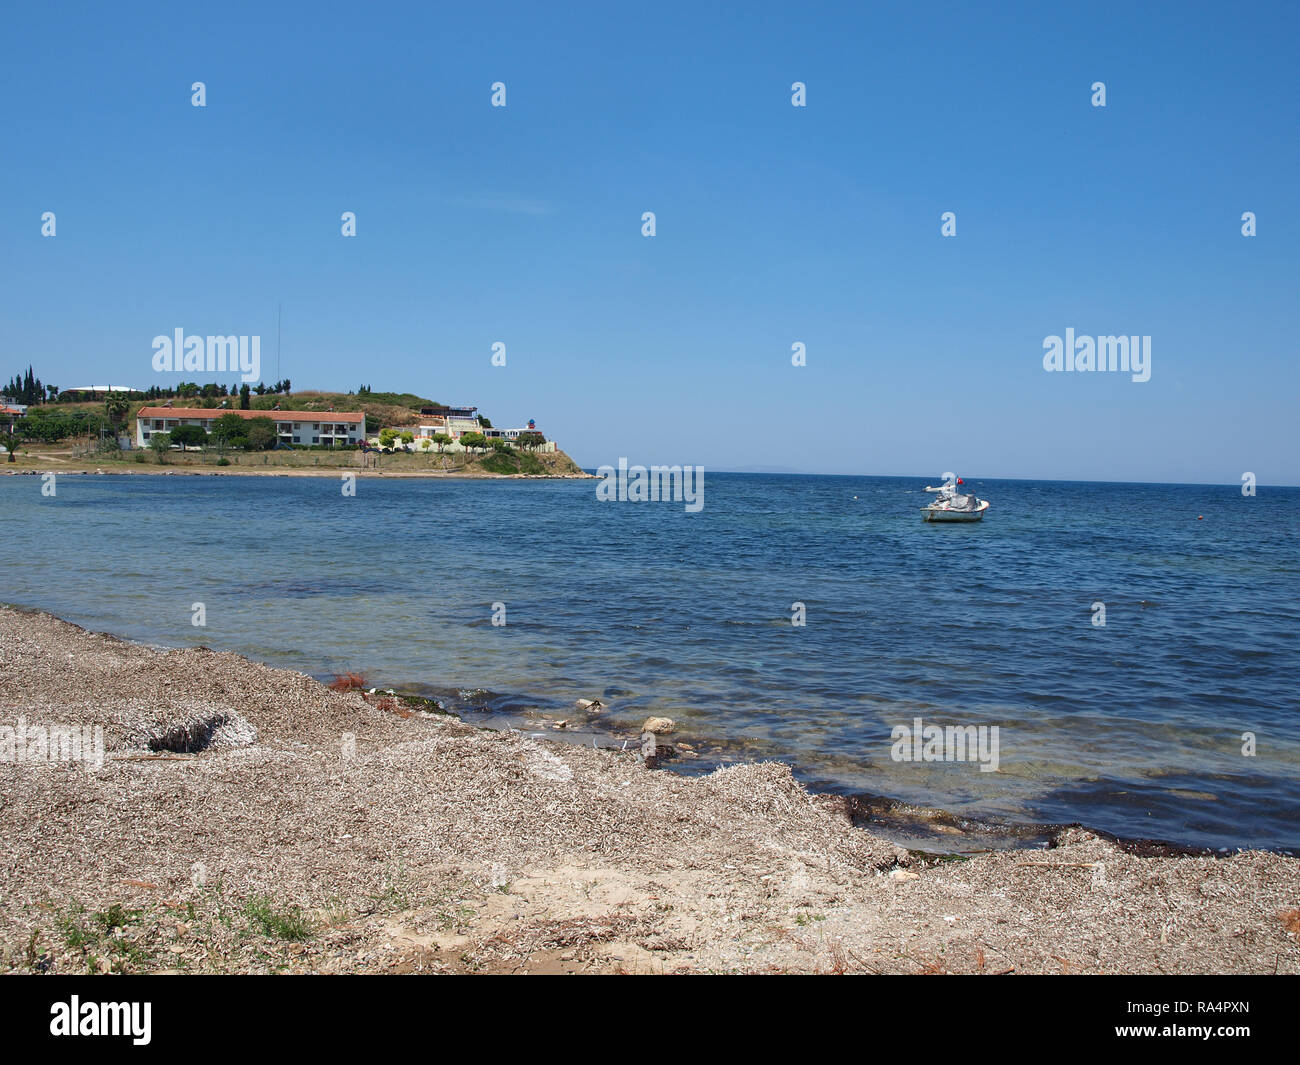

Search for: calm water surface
xmin=1 ymin=472 xmax=1297 ymax=852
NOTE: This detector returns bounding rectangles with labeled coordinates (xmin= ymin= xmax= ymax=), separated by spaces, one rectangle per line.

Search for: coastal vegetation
xmin=2 ymin=371 xmax=584 ymax=476
xmin=479 ymin=441 xmax=547 ymax=475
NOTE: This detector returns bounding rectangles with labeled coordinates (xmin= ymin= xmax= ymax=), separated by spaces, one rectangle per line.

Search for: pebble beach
xmin=2 ymin=604 xmax=1297 ymax=975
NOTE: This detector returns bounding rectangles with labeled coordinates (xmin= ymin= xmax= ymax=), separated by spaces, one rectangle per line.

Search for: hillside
xmin=244 ymin=390 xmax=434 ymax=430
xmin=46 ymin=390 xmax=436 ymax=432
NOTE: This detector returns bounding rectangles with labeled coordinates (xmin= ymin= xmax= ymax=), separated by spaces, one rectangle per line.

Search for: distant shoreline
xmin=2 ymin=466 xmax=594 ymax=479
xmin=0 ymin=448 xmax=595 ymax=479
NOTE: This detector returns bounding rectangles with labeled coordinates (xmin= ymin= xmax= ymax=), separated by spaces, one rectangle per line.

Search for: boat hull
xmin=921 ymin=501 xmax=988 ymax=522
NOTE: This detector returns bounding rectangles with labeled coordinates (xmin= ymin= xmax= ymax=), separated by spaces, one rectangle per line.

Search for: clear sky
xmin=2 ymin=1 xmax=1296 ymax=484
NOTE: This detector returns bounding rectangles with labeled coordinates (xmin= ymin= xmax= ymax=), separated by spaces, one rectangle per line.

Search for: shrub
xmin=479 ymin=452 xmax=519 ymax=474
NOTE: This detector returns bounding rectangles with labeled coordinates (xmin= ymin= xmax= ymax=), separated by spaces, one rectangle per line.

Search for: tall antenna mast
xmin=276 ymin=302 xmax=282 ymax=382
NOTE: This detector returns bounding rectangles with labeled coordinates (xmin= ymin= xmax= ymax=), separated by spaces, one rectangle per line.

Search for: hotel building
xmin=135 ymin=406 xmax=366 ymax=448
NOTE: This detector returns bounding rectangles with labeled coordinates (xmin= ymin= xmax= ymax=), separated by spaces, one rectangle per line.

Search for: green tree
xmin=104 ymin=393 xmax=130 ymax=433
xmin=211 ymin=412 xmax=250 ymax=453
xmin=169 ymin=424 xmax=208 ymax=450
xmin=239 ymin=383 xmax=251 ymax=409
xmin=459 ymin=431 xmax=487 ymax=451
xmin=431 ymin=433 xmax=451 ymax=452
xmin=515 ymin=430 xmax=545 ymax=449
xmin=149 ymin=432 xmax=171 ymax=462
xmin=245 ymin=416 xmax=278 ymax=450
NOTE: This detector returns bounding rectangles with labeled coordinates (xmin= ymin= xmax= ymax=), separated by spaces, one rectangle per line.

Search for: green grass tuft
xmin=245 ymin=897 xmax=313 ymax=941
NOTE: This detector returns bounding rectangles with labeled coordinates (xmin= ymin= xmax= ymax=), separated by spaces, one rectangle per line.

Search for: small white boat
xmin=921 ymin=478 xmax=989 ymax=522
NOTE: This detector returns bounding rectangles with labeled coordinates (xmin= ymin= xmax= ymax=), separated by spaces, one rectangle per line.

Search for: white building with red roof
xmin=135 ymin=406 xmax=366 ymax=448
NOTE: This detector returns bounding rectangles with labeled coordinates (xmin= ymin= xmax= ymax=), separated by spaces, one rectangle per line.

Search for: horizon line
xmin=580 ymin=467 xmax=1299 ymax=490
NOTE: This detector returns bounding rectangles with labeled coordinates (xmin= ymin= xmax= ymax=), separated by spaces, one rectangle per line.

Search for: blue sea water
xmin=1 ymin=471 xmax=1297 ymax=852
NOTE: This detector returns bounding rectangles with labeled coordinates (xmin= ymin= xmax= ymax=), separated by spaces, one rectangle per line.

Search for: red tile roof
xmin=136 ymin=407 xmax=364 ymax=424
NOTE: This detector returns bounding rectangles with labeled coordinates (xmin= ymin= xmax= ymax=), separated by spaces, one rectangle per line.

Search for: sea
xmin=2 ymin=471 xmax=1297 ymax=853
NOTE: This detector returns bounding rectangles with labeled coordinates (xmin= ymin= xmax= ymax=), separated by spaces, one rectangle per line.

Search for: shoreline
xmin=3 ymin=467 xmax=594 ymax=479
xmin=0 ymin=601 xmax=1252 ymax=860
xmin=0 ymin=445 xmax=595 ymax=479
xmin=420 ymin=695 xmax=1258 ymax=860
xmin=2 ymin=604 xmax=1298 ymax=974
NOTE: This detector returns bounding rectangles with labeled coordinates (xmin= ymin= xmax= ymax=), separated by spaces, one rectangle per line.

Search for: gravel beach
xmin=1 ymin=603 xmax=1296 ymax=974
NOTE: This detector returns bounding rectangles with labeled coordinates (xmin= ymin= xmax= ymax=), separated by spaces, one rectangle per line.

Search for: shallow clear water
xmin=2 ymin=472 xmax=1297 ymax=851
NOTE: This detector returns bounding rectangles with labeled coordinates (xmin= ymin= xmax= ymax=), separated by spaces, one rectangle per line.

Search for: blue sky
xmin=2 ymin=1 xmax=1297 ymax=483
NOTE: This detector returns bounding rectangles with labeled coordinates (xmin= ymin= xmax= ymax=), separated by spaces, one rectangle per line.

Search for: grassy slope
xmin=45 ymin=391 xmax=434 ymax=431
xmin=244 ymin=391 xmax=434 ymax=429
